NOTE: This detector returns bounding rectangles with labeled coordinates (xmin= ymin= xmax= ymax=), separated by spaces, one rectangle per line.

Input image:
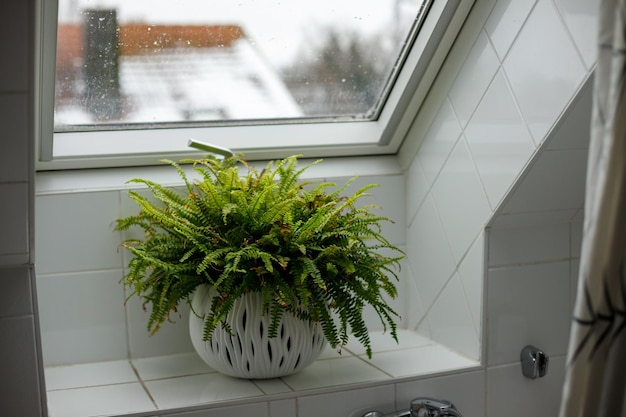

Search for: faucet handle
xmin=410 ymin=397 xmax=461 ymax=417
xmin=521 ymin=345 xmax=549 ymax=379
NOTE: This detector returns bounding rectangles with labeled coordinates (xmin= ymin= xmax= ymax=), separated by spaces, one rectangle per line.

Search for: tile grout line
xmin=128 ymin=359 xmax=159 ymax=410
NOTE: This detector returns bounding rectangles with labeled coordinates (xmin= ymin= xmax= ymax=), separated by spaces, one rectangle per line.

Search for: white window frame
xmin=36 ymin=0 xmax=474 ymax=171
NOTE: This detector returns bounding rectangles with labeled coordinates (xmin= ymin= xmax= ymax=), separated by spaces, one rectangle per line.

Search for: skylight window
xmin=37 ymin=0 xmax=472 ymax=169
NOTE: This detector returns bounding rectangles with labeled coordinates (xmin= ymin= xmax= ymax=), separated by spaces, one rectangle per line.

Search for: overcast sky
xmin=59 ymin=0 xmax=423 ymax=66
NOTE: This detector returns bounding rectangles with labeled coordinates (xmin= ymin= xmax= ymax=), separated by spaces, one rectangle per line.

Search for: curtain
xmin=559 ymin=0 xmax=626 ymax=416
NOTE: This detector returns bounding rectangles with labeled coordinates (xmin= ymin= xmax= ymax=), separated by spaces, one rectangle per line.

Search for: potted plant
xmin=115 ymin=153 xmax=404 ymax=379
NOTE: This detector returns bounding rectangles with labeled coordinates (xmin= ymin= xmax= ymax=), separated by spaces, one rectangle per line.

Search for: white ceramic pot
xmin=189 ymin=285 xmax=327 ymax=379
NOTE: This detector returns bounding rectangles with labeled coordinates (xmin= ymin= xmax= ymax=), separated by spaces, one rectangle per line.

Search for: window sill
xmin=36 ymin=155 xmax=402 ymax=195
xmin=44 ymin=330 xmax=480 ymax=417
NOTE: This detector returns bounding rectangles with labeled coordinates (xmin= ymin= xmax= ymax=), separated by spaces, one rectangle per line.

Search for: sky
xmin=59 ymin=0 xmax=423 ymax=66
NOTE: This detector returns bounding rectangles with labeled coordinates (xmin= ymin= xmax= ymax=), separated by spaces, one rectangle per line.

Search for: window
xmin=37 ymin=0 xmax=473 ymax=170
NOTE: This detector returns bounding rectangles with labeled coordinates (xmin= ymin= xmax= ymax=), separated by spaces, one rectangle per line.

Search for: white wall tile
xmin=406 ymin=158 xmax=429 ymax=225
xmin=169 ymin=403 xmax=268 ymax=417
xmin=47 ymin=382 xmax=155 ymax=417
xmin=457 ymin=234 xmax=485 ymax=338
xmin=395 ymin=370 xmax=485 ymax=417
xmin=503 ymin=0 xmax=587 ymax=143
xmin=406 ymin=195 xmax=457 ymax=307
xmin=0 ymin=94 xmax=28 ymax=182
xmin=0 ymin=183 xmax=29 ymax=258
xmin=0 ymin=2 xmax=29 ymax=91
xmin=36 ymin=270 xmax=128 ymax=365
xmin=125 ymin=289 xmax=195 ymax=358
xmin=448 ymin=30 xmax=500 ymax=128
xmin=464 ymin=70 xmax=535 ymax=209
xmin=269 ymin=399 xmax=296 ymax=417
xmin=486 ymin=356 xmax=566 ymax=417
xmin=0 ymin=316 xmax=43 ymax=417
xmin=484 ymin=0 xmax=537 ymax=60
xmin=571 ymin=221 xmax=583 ymax=259
xmin=0 ymin=266 xmax=33 ymax=317
xmin=145 ymin=373 xmax=262 ymax=409
xmin=488 ymin=222 xmax=570 ymax=267
xmin=299 ymin=384 xmax=395 ymax=417
xmin=545 ymin=75 xmax=592 ymax=151
xmin=427 ymin=273 xmax=480 ymax=359
xmin=417 ymin=99 xmax=463 ymax=186
xmin=554 ymin=0 xmax=599 ymax=69
xmin=487 ymin=261 xmax=571 ymax=365
xmin=36 ymin=191 xmax=122 ymax=274
xmin=338 ymin=175 xmax=406 ymax=246
xmin=500 ymin=149 xmax=587 ymax=214
xmin=431 ymin=139 xmax=492 ymax=263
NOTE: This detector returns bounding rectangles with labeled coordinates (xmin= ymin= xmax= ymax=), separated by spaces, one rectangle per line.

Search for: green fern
xmin=115 ymin=154 xmax=405 ymax=358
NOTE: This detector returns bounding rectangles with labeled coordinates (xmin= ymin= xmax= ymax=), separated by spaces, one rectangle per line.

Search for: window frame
xmin=36 ymin=0 xmax=473 ymax=171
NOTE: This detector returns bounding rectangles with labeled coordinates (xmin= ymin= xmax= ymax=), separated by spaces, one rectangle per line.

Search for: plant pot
xmin=189 ymin=285 xmax=327 ymax=379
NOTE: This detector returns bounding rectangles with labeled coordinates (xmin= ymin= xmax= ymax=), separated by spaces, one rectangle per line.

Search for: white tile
xmin=46 ymin=382 xmax=156 ymax=417
xmin=487 ymin=261 xmax=571 ymax=365
xmin=168 ymin=403 xmax=268 ymax=417
xmin=36 ymin=270 xmax=128 ymax=365
xmin=464 ymin=70 xmax=536 ymax=209
xmin=404 ymin=260 xmax=429 ymax=329
xmin=427 ymin=273 xmax=480 ymax=360
xmin=0 ymin=265 xmax=32 ymax=317
xmin=545 ymin=76 xmax=592 ymax=151
xmin=145 ymin=373 xmax=263 ymax=409
xmin=431 ymin=139 xmax=492 ymax=263
xmin=503 ymin=0 xmax=587 ymax=143
xmin=344 ymin=329 xmax=432 ymax=356
xmin=488 ymin=209 xmax=579 ymax=228
xmin=45 ymin=359 xmax=137 ymax=391
xmin=570 ymin=259 xmax=580 ymax=313
xmin=486 ymin=356 xmax=566 ymax=417
xmin=405 ymin=158 xmax=429 ymax=225
xmin=484 ymin=0 xmax=537 ymax=60
xmin=571 ymin=221 xmax=583 ymax=259
xmin=0 ymin=316 xmax=43 ymax=417
xmin=35 ymin=191 xmax=123 ymax=274
xmin=282 ymin=356 xmax=390 ymax=391
xmin=0 ymin=94 xmax=28 ymax=182
xmin=126 ymin=292 xmax=196 ymax=358
xmin=406 ymin=195 xmax=457 ymax=308
xmin=0 ymin=3 xmax=29 ymax=91
xmin=448 ymin=30 xmax=500 ymax=128
xmin=0 ymin=183 xmax=29 ymax=257
xmin=270 ymin=399 xmax=296 ymax=417
xmin=364 ymin=344 xmax=478 ymax=378
xmin=396 ymin=370 xmax=485 ymax=417
xmin=298 ymin=384 xmax=395 ymax=417
xmin=457 ymin=234 xmax=485 ymax=338
xmin=253 ymin=378 xmax=292 ymax=395
xmin=336 ymin=174 xmax=406 ymax=246
xmin=500 ymin=150 xmax=587 ymax=214
xmin=488 ymin=222 xmax=570 ymax=267
xmin=554 ymin=0 xmax=599 ymax=69
xmin=417 ymin=98 xmax=463 ymax=185
xmin=131 ymin=352 xmax=213 ymax=381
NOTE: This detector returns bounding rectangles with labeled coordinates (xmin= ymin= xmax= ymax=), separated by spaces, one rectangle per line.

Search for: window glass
xmin=54 ymin=0 xmax=428 ymax=130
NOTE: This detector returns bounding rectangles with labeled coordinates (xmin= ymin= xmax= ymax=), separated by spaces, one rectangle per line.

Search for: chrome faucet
xmin=360 ymin=397 xmax=463 ymax=417
xmin=410 ymin=397 xmax=463 ymax=417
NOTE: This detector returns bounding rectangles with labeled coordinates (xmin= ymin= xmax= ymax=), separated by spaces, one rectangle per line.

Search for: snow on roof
xmin=55 ymin=23 xmax=302 ymax=125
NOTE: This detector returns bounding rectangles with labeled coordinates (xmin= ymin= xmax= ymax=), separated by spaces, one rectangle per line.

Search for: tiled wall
xmin=401 ymin=0 xmax=596 ymax=362
xmin=35 ymin=170 xmax=407 ymax=366
xmin=0 ymin=1 xmax=47 ymax=416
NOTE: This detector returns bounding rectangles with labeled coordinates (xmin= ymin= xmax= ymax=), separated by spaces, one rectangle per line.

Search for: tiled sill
xmin=44 ymin=330 xmax=479 ymax=417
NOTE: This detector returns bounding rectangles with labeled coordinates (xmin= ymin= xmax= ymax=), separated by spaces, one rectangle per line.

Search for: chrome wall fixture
xmin=521 ymin=345 xmax=549 ymax=379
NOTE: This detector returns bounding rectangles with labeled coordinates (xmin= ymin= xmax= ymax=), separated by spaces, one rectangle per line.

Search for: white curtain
xmin=559 ymin=0 xmax=626 ymax=416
